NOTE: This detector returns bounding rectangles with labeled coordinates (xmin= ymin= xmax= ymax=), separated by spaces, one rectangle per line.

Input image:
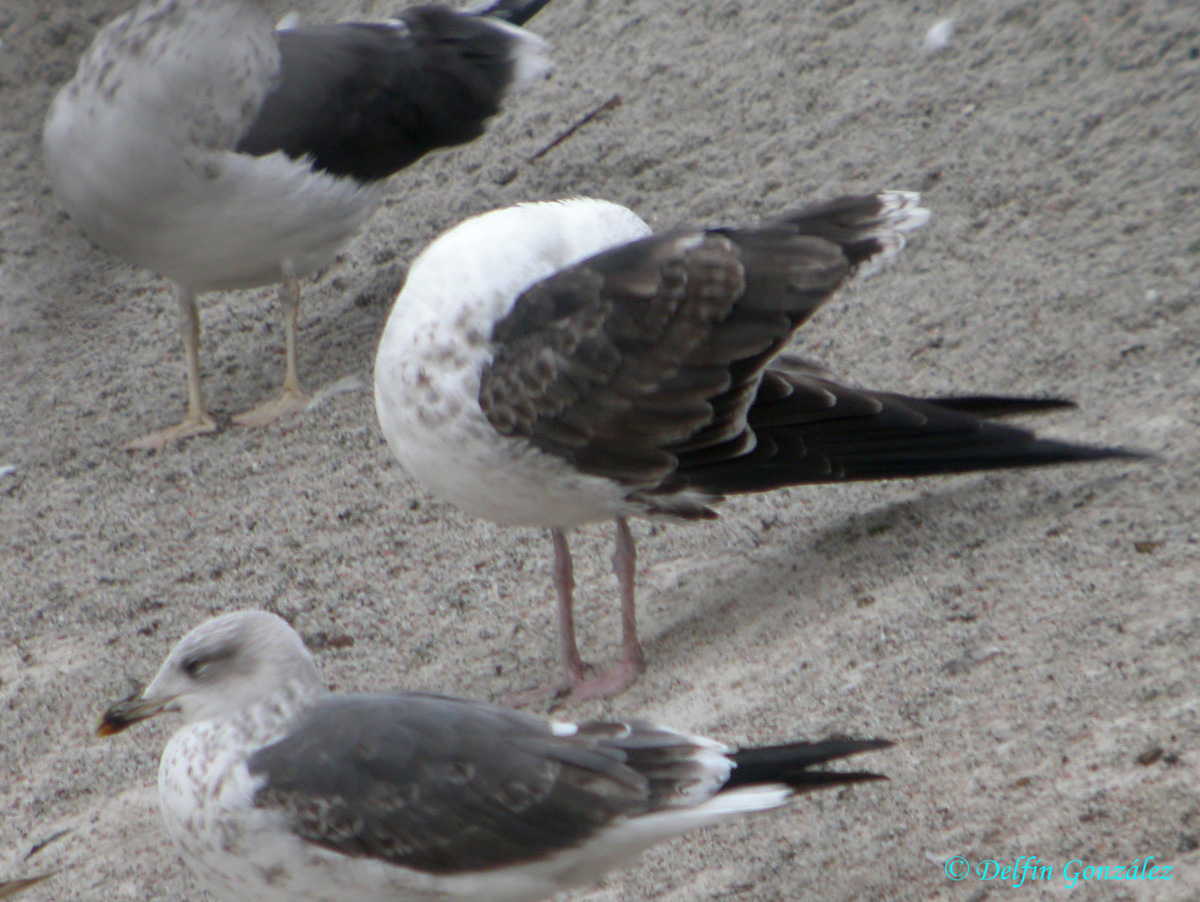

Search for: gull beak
xmin=97 ymin=690 xmax=177 ymax=737
xmin=0 ymin=873 xmax=55 ymax=899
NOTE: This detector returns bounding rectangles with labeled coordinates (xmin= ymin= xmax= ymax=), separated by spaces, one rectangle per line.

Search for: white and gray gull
xmin=44 ymin=0 xmax=553 ymax=450
xmin=373 ymin=193 xmax=1144 ymax=703
xmin=99 ymin=610 xmax=889 ymax=902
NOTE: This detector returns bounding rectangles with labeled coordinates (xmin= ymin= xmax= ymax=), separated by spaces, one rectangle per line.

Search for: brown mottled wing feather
xmin=478 ymin=199 xmax=896 ymax=494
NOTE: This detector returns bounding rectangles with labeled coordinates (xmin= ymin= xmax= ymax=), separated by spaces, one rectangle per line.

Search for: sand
xmin=1 ymin=0 xmax=1198 ymax=899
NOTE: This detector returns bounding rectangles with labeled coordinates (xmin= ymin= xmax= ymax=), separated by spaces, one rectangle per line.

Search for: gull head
xmin=99 ymin=611 xmax=321 ymax=735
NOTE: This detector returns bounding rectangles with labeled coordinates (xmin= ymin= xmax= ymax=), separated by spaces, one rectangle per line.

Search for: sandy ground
xmin=2 ymin=0 xmax=1199 ymax=899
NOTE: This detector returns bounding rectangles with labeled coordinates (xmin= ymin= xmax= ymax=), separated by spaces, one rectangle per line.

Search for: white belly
xmin=44 ymin=111 xmax=385 ymax=291
xmin=373 ymin=199 xmax=659 ymax=529
xmin=374 ymin=327 xmax=631 ymax=529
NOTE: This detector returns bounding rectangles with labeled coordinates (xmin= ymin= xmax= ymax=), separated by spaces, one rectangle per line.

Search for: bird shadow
xmin=637 ymin=464 xmax=1130 ymax=681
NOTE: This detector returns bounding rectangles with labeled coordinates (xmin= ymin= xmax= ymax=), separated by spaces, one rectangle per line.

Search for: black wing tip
xmin=814 ymin=737 xmax=893 ymax=786
xmin=753 ymin=191 xmax=929 ymax=277
xmin=472 ymin=0 xmax=556 ymax=26
xmin=835 ymin=442 xmax=1154 ymax=481
xmin=925 ymin=397 xmax=1158 ymax=463
xmin=784 ymin=770 xmax=891 ymax=792
xmin=727 ymin=736 xmax=894 ymax=790
xmin=1013 ymin=441 xmax=1156 ymax=466
xmin=929 ymin=395 xmax=1080 ymax=417
xmin=795 ymin=736 xmax=895 ymax=759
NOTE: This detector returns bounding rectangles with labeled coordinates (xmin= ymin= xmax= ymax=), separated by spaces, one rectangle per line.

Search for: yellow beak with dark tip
xmin=97 ymin=691 xmax=177 ymax=737
xmin=0 ymin=873 xmax=55 ymax=899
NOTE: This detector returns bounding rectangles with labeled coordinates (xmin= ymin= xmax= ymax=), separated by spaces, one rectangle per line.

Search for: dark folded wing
xmin=237 ymin=9 xmax=528 ymax=181
xmin=478 ymin=195 xmax=912 ymax=496
xmin=675 ymin=360 xmax=1141 ymax=492
xmin=248 ymin=693 xmax=661 ymax=873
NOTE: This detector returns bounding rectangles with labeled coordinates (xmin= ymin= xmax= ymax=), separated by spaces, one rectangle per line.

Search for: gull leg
xmin=552 ymin=528 xmax=588 ymax=685
xmin=234 ymin=276 xmax=310 ymax=427
xmin=123 ymin=283 xmax=218 ymax=450
xmin=614 ymin=516 xmax=645 ymax=675
xmin=560 ymin=516 xmax=643 ymax=703
xmin=505 ymin=529 xmax=588 ymax=707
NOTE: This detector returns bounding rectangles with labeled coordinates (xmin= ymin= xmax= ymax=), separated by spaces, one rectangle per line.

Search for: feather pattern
xmin=248 ymin=693 xmax=887 ymax=873
xmin=479 ymin=194 xmax=929 ymax=500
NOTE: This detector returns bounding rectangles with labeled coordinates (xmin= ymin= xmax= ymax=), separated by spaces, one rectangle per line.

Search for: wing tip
xmin=878 ymin=190 xmax=932 ymax=233
xmin=854 ymin=190 xmax=931 ymax=278
xmin=472 ymin=0 xmax=557 ymax=27
xmin=727 ymin=735 xmax=894 ymax=791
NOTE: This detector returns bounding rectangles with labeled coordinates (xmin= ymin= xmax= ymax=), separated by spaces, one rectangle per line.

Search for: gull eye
xmin=178 ymin=642 xmax=235 ymax=680
xmin=182 ymin=656 xmax=210 ymax=679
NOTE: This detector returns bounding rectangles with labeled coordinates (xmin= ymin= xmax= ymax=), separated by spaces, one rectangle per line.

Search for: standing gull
xmin=373 ymin=193 xmax=1143 ymax=703
xmin=99 ymin=611 xmax=889 ymax=902
xmin=44 ymin=0 xmax=553 ymax=450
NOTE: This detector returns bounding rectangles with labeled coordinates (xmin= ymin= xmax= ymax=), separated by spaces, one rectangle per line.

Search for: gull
xmin=43 ymin=0 xmax=553 ymax=450
xmin=99 ymin=610 xmax=890 ymax=902
xmin=373 ymin=193 xmax=1142 ymax=703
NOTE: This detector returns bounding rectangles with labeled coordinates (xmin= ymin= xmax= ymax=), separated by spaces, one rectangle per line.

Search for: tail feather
xmin=726 ymin=738 xmax=892 ymax=792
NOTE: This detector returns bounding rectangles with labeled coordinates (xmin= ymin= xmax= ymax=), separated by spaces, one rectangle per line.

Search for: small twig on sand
xmin=527 ymin=95 xmax=622 ymax=163
xmin=25 ymin=829 xmax=72 ymax=861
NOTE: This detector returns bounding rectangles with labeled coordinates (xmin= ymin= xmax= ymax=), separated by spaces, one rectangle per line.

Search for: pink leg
xmin=552 ymin=528 xmax=587 ymax=684
xmin=613 ymin=516 xmax=645 ymax=675
xmin=507 ymin=523 xmax=644 ymax=708
xmin=504 ymin=529 xmax=586 ymax=707
xmin=558 ymin=517 xmax=643 ymax=705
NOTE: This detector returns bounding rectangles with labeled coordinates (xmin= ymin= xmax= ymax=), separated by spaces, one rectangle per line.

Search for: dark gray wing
xmin=674 ymin=357 xmax=1143 ymax=492
xmin=247 ymin=694 xmax=710 ymax=874
xmin=478 ymin=196 xmax=906 ymax=506
xmin=236 ymin=8 xmax=529 ymax=182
